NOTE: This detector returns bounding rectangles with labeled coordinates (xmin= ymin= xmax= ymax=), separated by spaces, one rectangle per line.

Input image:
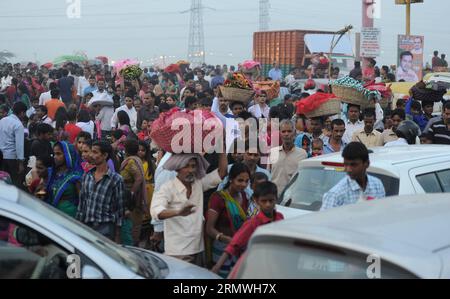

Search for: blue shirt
xmin=211 ymin=75 xmax=225 ymax=89
xmin=323 ymin=137 xmax=347 ymax=155
xmin=58 ymin=76 xmax=74 ymax=103
xmin=83 ymin=85 xmax=97 ymax=96
xmin=405 ymin=97 xmax=428 ymax=133
xmin=0 ymin=114 xmax=24 ymax=160
xmin=320 ymin=175 xmax=386 ymax=211
xmin=268 ymin=68 xmax=283 ymax=81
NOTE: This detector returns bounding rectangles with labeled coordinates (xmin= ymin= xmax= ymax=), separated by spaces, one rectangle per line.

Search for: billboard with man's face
xmin=397 ymin=35 xmax=424 ymax=82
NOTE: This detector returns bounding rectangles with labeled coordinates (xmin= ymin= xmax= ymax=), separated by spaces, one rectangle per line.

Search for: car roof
xmin=253 ymin=194 xmax=450 ymax=277
xmin=0 ymin=182 xmax=20 ymax=203
xmin=301 ymin=145 xmax=450 ymax=170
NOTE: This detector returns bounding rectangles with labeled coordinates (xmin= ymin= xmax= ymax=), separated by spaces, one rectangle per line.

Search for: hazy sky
xmin=0 ymin=0 xmax=447 ymax=67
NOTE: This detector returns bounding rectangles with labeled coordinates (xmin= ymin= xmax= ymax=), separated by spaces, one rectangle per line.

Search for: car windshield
xmin=16 ymin=190 xmax=154 ymax=278
xmin=239 ymin=239 xmax=417 ymax=279
xmin=280 ymin=167 xmax=400 ymax=211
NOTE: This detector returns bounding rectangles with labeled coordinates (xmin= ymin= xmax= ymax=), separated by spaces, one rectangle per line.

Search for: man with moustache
xmin=151 ymin=153 xmax=228 ymax=266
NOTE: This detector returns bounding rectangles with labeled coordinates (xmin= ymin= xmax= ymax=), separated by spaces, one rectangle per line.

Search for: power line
xmin=187 ymin=0 xmax=205 ymax=66
xmin=0 ymin=34 xmax=252 ymax=43
xmin=259 ymin=0 xmax=270 ymax=31
xmin=0 ymin=22 xmax=257 ymax=33
xmin=0 ymin=8 xmax=256 ymax=18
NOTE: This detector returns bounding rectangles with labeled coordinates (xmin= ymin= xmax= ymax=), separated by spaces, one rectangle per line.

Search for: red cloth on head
xmin=296 ymin=92 xmax=337 ymax=115
xmin=164 ymin=64 xmax=181 ymax=75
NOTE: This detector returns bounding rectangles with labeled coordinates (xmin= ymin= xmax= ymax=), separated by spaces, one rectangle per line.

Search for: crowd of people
xmin=0 ymin=55 xmax=449 ymax=277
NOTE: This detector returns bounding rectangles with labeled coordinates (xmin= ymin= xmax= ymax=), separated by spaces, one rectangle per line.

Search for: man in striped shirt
xmin=428 ymin=102 xmax=450 ymax=145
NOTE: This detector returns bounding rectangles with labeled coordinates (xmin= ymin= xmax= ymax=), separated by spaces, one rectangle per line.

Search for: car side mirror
xmin=82 ymin=265 xmax=104 ymax=279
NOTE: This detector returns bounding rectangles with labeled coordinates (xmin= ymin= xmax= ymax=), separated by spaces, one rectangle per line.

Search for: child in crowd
xmin=294 ymin=133 xmax=312 ymax=157
xmin=137 ymin=118 xmax=152 ymax=142
xmin=80 ymin=139 xmax=95 ymax=173
xmin=247 ymin=172 xmax=269 ymax=218
xmin=212 ymin=182 xmax=284 ymax=275
xmin=311 ymin=138 xmax=324 ymax=157
xmin=75 ymin=131 xmax=92 ymax=157
xmin=29 ymin=156 xmax=53 ymax=197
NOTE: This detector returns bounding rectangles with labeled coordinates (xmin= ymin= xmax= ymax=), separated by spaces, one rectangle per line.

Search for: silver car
xmin=0 ymin=182 xmax=219 ymax=279
xmin=232 ymin=194 xmax=450 ymax=279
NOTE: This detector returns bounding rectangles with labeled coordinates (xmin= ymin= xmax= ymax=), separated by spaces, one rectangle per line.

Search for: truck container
xmin=253 ymin=30 xmax=354 ymax=78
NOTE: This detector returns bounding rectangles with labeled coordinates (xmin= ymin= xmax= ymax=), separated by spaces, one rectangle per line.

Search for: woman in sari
xmin=137 ymin=141 xmax=156 ymax=248
xmin=120 ymin=139 xmax=148 ymax=246
xmin=206 ymin=163 xmax=251 ymax=277
xmin=137 ymin=141 xmax=155 ymax=209
xmin=46 ymin=141 xmax=83 ymax=217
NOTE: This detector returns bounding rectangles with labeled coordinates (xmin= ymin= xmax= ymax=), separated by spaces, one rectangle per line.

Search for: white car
xmin=232 ymin=193 xmax=450 ymax=279
xmin=0 ymin=183 xmax=220 ymax=279
xmin=277 ymin=145 xmax=450 ymax=219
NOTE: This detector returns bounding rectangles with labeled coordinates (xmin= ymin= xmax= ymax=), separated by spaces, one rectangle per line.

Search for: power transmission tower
xmin=259 ymin=0 xmax=270 ymax=31
xmin=186 ymin=0 xmax=205 ymax=66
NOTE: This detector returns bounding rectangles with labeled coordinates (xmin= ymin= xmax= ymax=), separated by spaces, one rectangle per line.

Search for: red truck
xmin=253 ymin=30 xmax=355 ymax=78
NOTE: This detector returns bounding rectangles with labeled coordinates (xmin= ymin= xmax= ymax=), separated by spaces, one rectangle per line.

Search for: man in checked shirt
xmin=320 ymin=142 xmax=385 ymax=211
xmin=77 ymin=141 xmax=125 ymax=242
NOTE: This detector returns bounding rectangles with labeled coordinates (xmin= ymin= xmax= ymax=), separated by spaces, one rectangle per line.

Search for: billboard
xmin=397 ymin=35 xmax=424 ymax=82
xmin=360 ymin=28 xmax=381 ymax=57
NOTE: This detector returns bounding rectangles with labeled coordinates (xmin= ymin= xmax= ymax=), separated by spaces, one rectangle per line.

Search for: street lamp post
xmin=406 ymin=0 xmax=411 ymax=36
xmin=395 ymin=0 xmax=423 ymax=36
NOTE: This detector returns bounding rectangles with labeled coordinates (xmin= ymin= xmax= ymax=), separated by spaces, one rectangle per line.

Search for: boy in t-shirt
xmin=212 ymin=182 xmax=284 ymax=274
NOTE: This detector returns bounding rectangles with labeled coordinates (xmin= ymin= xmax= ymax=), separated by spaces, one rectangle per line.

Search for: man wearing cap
xmin=151 ymin=153 xmax=228 ymax=266
xmin=90 ymin=93 xmax=115 ymax=140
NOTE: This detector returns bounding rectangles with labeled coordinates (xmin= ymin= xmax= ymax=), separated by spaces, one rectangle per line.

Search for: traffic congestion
xmin=0 ymin=0 xmax=450 ymax=281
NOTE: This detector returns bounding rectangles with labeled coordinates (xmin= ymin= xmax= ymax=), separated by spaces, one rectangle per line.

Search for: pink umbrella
xmin=113 ymin=59 xmax=140 ymax=73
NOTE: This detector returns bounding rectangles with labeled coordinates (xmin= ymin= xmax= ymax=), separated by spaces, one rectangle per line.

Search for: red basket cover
xmin=150 ymin=108 xmax=223 ymax=153
xmin=296 ymin=92 xmax=337 ymax=115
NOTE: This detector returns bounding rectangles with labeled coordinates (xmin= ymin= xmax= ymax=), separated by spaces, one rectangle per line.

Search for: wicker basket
xmin=332 ymin=85 xmax=365 ymax=102
xmin=359 ymin=96 xmax=391 ymax=111
xmin=305 ymin=98 xmax=342 ymax=118
xmin=253 ymin=81 xmax=280 ymax=101
xmin=219 ymin=86 xmax=255 ymax=103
